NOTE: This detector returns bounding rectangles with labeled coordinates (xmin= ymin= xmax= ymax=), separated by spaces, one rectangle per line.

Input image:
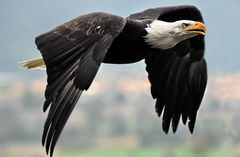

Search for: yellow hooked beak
xmin=185 ymin=21 xmax=206 ymax=36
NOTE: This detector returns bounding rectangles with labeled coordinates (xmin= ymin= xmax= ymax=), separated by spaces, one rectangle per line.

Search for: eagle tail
xmin=19 ymin=58 xmax=46 ymax=70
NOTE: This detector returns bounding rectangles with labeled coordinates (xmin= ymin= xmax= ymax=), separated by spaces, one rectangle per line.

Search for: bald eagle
xmin=20 ymin=5 xmax=207 ymax=156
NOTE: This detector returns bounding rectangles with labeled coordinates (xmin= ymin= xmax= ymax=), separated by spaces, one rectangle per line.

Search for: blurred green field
xmin=56 ymin=146 xmax=230 ymax=157
xmin=0 ymin=142 xmax=229 ymax=157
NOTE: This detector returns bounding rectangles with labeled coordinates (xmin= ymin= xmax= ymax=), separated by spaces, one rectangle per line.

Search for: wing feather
xmin=131 ymin=5 xmax=207 ymax=133
xmin=145 ymin=40 xmax=207 ymax=133
xmin=36 ymin=12 xmax=126 ymax=156
xmin=128 ymin=5 xmax=203 ymax=22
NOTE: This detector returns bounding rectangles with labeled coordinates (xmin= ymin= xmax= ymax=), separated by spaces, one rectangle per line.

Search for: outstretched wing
xmin=36 ymin=12 xmax=126 ymax=156
xmin=128 ymin=5 xmax=203 ymax=22
xmin=145 ymin=38 xmax=207 ymax=134
xmin=130 ymin=5 xmax=207 ymax=133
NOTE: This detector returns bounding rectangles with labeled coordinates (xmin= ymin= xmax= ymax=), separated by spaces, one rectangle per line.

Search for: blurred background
xmin=1 ymin=0 xmax=240 ymax=157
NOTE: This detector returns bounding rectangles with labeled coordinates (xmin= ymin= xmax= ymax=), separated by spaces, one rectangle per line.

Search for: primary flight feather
xmin=20 ymin=5 xmax=207 ymax=156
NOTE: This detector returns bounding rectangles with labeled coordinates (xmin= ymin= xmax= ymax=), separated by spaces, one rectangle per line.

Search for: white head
xmin=144 ymin=20 xmax=206 ymax=49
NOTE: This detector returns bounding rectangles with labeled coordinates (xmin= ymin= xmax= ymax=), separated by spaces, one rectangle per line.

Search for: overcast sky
xmin=0 ymin=0 xmax=239 ymax=73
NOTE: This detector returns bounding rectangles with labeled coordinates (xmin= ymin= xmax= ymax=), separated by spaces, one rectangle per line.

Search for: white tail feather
xmin=18 ymin=58 xmax=46 ymax=70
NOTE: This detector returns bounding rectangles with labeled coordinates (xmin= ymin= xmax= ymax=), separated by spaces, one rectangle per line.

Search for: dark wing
xmin=128 ymin=5 xmax=203 ymax=22
xmin=145 ymin=39 xmax=207 ymax=134
xmin=130 ymin=6 xmax=207 ymax=133
xmin=35 ymin=12 xmax=126 ymax=156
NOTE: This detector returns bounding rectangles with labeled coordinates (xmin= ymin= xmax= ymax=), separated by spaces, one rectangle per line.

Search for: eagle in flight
xmin=20 ymin=5 xmax=207 ymax=156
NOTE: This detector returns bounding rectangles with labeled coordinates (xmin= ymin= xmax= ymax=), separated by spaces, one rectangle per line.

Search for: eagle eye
xmin=182 ymin=23 xmax=190 ymax=28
